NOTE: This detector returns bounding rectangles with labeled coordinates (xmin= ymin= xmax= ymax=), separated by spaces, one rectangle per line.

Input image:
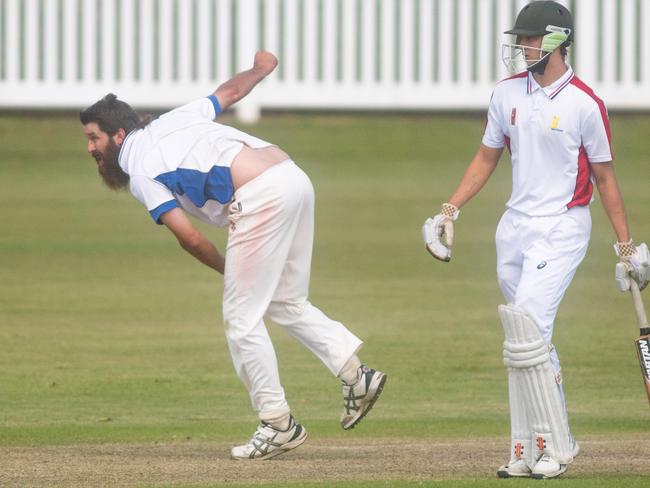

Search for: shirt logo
xmin=537 ymin=260 xmax=548 ymax=269
xmin=550 ymin=115 xmax=563 ymax=132
xmin=511 ymin=108 xmax=517 ymax=126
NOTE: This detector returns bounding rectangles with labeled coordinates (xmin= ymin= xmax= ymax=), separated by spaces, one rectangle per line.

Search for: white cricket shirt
xmin=118 ymin=96 xmax=273 ymax=226
xmin=482 ymin=66 xmax=613 ymax=217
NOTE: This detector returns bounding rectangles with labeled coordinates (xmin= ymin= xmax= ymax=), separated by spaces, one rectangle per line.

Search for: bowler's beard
xmin=92 ymin=138 xmax=129 ymax=190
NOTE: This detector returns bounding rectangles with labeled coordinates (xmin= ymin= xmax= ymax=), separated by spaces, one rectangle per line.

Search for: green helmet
xmin=505 ymin=1 xmax=574 ymax=50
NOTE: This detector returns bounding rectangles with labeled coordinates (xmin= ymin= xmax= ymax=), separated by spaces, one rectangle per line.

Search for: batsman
xmin=422 ymin=1 xmax=648 ymax=479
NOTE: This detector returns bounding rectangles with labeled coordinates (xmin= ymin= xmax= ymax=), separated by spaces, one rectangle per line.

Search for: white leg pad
xmin=508 ymin=367 xmax=533 ymax=468
xmin=499 ymin=304 xmax=574 ymax=465
xmin=508 ymin=438 xmax=532 ymax=468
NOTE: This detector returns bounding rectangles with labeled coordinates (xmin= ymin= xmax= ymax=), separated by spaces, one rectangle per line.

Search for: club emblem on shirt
xmin=511 ymin=108 xmax=517 ymax=126
xmin=550 ymin=115 xmax=563 ymax=132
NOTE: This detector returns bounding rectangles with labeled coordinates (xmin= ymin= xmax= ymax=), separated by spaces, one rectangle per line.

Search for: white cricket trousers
xmin=496 ymin=206 xmax=591 ymax=348
xmin=496 ymin=205 xmax=591 ymax=415
xmin=222 ymin=160 xmax=363 ymax=421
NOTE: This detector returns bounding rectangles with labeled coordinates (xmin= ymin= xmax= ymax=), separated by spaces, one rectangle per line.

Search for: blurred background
xmin=0 ymin=0 xmax=648 ymax=120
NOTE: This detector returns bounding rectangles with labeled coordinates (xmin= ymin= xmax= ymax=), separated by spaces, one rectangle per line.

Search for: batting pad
xmin=507 ymin=371 xmax=533 ymax=468
xmin=499 ymin=304 xmax=574 ymax=465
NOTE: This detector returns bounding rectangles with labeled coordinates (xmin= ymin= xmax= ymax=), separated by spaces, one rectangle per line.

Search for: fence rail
xmin=0 ymin=0 xmax=648 ymax=120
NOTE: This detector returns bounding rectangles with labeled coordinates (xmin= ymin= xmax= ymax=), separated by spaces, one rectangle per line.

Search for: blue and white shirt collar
xmin=117 ymin=128 xmax=139 ymax=173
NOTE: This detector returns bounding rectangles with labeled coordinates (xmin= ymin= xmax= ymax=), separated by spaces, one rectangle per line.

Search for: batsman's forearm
xmin=447 ymin=155 xmax=498 ymax=209
xmin=595 ymin=176 xmax=630 ymax=243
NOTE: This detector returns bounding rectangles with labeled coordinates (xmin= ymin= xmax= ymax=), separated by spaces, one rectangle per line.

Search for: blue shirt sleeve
xmin=164 ymin=97 xmax=222 ymax=120
xmin=150 ymin=200 xmax=180 ymax=224
xmin=129 ymin=175 xmax=179 ymax=224
xmin=207 ymin=95 xmax=222 ymax=118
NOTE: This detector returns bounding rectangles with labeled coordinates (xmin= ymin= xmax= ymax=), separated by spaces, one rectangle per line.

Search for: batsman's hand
xmin=614 ymin=241 xmax=649 ymax=292
xmin=253 ymin=51 xmax=278 ymax=77
xmin=422 ymin=203 xmax=459 ymax=262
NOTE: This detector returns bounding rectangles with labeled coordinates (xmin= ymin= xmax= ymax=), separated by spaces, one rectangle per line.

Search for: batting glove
xmin=422 ymin=203 xmax=459 ymax=262
xmin=614 ymin=240 xmax=649 ymax=292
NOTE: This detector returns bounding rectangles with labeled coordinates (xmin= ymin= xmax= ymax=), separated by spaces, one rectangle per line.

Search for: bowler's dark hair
xmin=80 ymin=93 xmax=151 ymax=136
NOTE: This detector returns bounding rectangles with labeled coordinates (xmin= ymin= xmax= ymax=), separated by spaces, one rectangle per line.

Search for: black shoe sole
xmin=497 ymin=470 xmax=530 ymax=479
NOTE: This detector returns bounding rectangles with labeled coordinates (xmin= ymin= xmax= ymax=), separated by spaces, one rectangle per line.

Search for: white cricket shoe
xmin=531 ymin=454 xmax=567 ymax=479
xmin=530 ymin=438 xmax=580 ymax=479
xmin=496 ymin=458 xmax=532 ymax=478
xmin=230 ymin=415 xmax=308 ymax=460
xmin=340 ymin=365 xmax=387 ymax=430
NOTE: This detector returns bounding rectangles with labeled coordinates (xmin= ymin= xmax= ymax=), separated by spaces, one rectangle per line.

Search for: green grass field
xmin=1 ymin=112 xmax=649 ymax=487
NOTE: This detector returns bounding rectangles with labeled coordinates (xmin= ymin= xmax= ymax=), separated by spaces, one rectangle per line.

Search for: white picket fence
xmin=0 ymin=0 xmax=648 ymax=121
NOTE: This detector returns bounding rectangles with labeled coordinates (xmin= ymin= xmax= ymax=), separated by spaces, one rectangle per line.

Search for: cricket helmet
xmin=501 ymin=1 xmax=573 ymax=74
xmin=505 ymin=1 xmax=574 ymax=43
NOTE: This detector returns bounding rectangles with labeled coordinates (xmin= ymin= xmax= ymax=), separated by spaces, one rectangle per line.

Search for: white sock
xmin=264 ymin=412 xmax=291 ymax=430
xmin=338 ymin=354 xmax=362 ymax=385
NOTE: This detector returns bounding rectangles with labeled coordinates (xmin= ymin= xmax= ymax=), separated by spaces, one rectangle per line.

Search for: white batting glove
xmin=614 ymin=240 xmax=649 ymax=292
xmin=422 ymin=203 xmax=459 ymax=262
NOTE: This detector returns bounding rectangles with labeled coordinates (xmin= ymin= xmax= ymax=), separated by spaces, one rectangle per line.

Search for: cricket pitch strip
xmin=3 ymin=435 xmax=650 ymax=487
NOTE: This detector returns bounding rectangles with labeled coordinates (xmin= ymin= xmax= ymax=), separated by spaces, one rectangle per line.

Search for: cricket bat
xmin=630 ymin=280 xmax=650 ymax=406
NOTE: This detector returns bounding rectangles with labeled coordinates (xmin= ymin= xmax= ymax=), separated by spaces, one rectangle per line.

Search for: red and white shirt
xmin=482 ymin=65 xmax=613 ymax=217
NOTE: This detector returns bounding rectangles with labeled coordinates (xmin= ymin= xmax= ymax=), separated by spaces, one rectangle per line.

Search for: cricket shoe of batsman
xmin=422 ymin=202 xmax=460 ymax=262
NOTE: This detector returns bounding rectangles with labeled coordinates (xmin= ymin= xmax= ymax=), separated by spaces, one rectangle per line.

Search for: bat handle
xmin=629 ymin=280 xmax=649 ymax=330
